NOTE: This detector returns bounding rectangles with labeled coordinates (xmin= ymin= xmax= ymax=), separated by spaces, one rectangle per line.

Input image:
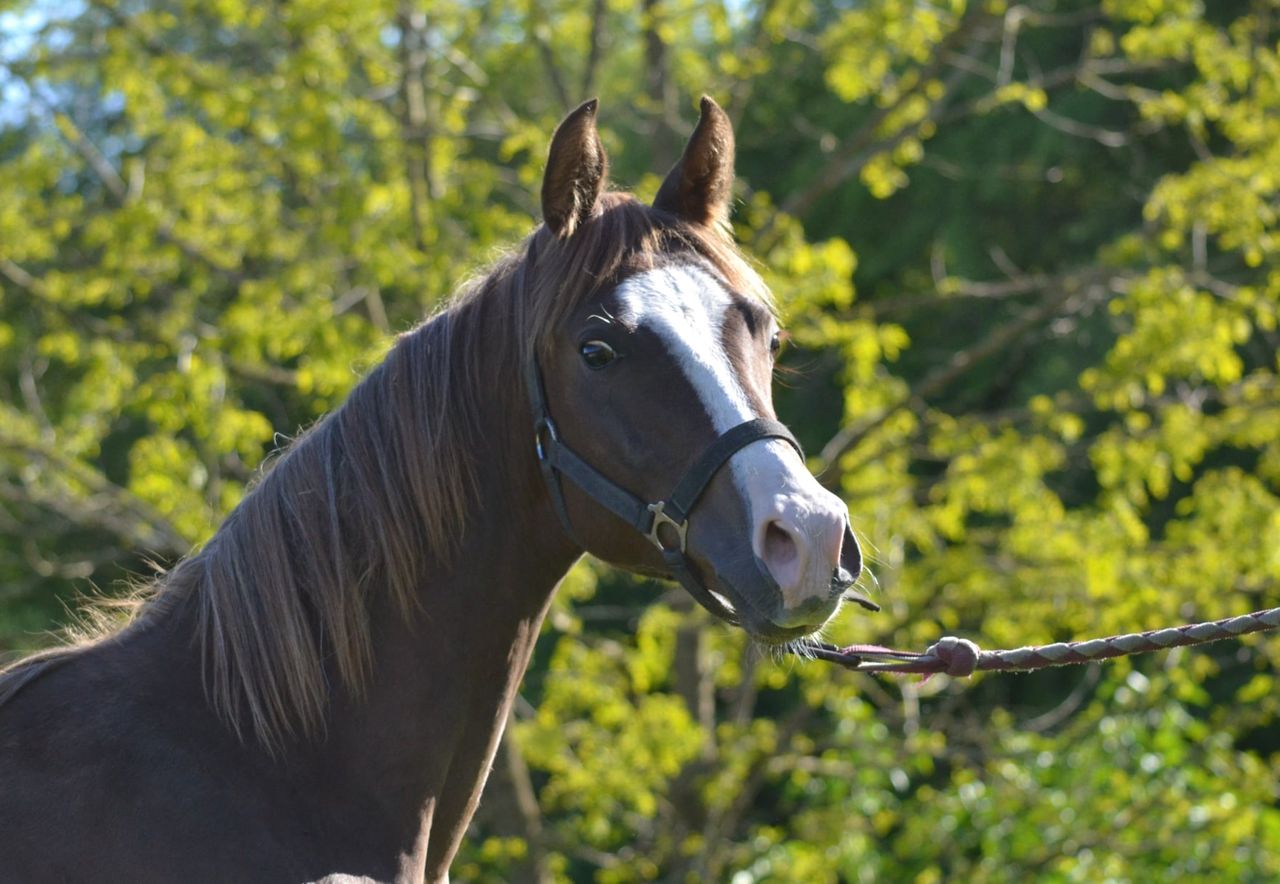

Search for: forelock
xmin=523 ymin=194 xmax=772 ymax=360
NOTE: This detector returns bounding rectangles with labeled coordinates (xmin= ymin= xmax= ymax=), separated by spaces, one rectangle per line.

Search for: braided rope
xmin=806 ymin=606 xmax=1280 ymax=676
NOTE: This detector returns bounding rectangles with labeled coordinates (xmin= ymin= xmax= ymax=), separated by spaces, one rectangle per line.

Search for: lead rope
xmin=802 ymin=606 xmax=1280 ymax=676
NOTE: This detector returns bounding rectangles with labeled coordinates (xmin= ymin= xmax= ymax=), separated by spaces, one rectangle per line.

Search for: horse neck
xmin=304 ymin=303 xmax=580 ymax=875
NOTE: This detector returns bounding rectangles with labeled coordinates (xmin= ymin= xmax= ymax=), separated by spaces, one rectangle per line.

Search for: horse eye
xmin=770 ymin=332 xmax=782 ymax=356
xmin=579 ymin=340 xmax=617 ymax=369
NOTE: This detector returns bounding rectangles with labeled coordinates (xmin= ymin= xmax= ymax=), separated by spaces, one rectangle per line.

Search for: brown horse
xmin=0 ymin=98 xmax=862 ymax=883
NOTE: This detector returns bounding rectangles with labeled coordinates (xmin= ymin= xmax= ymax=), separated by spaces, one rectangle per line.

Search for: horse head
xmin=527 ymin=98 xmax=865 ymax=643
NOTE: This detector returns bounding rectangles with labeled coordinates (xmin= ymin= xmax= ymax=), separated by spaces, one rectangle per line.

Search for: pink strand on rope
xmin=807 ymin=606 xmax=1280 ymax=676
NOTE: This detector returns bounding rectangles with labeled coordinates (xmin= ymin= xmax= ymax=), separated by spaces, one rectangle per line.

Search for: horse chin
xmin=705 ymin=556 xmax=838 ymax=645
xmin=728 ymin=594 xmax=837 ymax=644
xmin=737 ymin=613 xmax=825 ymax=645
xmin=625 ymin=551 xmax=836 ymax=643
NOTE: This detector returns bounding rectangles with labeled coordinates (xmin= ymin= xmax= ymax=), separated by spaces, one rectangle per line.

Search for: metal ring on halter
xmin=645 ymin=501 xmax=688 ymax=553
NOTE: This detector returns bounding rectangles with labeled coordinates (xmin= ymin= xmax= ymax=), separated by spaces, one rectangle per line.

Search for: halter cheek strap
xmin=525 ymin=353 xmax=803 ymax=625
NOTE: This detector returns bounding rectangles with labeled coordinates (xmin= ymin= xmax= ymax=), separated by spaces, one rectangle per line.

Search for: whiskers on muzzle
xmin=755 ymin=631 xmax=831 ymax=665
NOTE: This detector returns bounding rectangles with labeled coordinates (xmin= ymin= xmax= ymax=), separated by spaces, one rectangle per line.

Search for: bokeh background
xmin=2 ymin=0 xmax=1279 ymax=879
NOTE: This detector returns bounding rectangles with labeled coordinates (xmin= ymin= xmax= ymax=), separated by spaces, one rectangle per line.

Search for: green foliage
xmin=2 ymin=0 xmax=1279 ymax=879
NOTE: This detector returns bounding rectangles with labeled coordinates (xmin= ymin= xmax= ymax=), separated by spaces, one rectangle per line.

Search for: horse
xmin=0 ymin=97 xmax=864 ymax=883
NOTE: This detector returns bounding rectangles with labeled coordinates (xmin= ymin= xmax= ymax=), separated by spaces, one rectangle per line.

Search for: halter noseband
xmin=524 ymin=351 xmax=802 ymax=626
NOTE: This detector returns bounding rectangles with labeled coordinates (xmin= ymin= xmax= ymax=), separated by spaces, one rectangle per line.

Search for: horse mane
xmin=0 ymin=193 xmax=768 ymax=754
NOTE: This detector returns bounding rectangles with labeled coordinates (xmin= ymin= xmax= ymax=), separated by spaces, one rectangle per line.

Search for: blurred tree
xmin=1 ymin=0 xmax=1278 ymax=880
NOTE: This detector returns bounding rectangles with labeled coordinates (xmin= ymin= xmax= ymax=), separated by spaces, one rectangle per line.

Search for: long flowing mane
xmin=0 ymin=193 xmax=767 ymax=754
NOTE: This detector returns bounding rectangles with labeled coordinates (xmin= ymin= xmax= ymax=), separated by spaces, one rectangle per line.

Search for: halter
xmin=524 ymin=353 xmax=802 ymax=625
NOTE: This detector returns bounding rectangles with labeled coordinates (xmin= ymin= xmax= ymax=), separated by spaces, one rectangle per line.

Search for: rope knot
xmin=925 ymin=635 xmax=981 ymax=677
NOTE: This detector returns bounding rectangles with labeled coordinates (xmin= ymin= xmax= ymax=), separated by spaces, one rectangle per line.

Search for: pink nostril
xmin=761 ymin=519 xmax=805 ymax=592
xmin=827 ymin=522 xmax=846 ymax=571
xmin=764 ymin=521 xmax=798 ymax=567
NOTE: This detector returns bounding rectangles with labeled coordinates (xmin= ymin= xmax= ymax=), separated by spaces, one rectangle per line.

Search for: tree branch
xmin=30 ymin=88 xmax=246 ymax=281
xmin=500 ymin=726 xmax=553 ymax=884
xmin=643 ymin=0 xmax=679 ymax=170
xmin=755 ymin=7 xmax=995 ymax=243
xmin=695 ymin=703 xmax=816 ymax=880
xmin=397 ymin=1 xmax=435 ymax=253
xmin=580 ymin=0 xmax=608 ymax=98
xmin=819 ymin=270 xmax=1113 ymax=488
xmin=726 ymin=0 xmax=781 ymax=127
xmin=0 ymin=425 xmax=190 ymax=557
xmin=527 ymin=0 xmax=573 ymax=109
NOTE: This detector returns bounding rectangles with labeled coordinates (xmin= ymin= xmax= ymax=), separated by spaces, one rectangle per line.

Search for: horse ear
xmin=653 ymin=96 xmax=735 ymax=228
xmin=541 ymin=98 xmax=608 ymax=238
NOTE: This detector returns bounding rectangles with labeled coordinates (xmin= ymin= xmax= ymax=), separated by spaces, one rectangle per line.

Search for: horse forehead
xmin=612 ymin=263 xmax=733 ymax=332
xmin=613 ymin=262 xmax=761 ymax=434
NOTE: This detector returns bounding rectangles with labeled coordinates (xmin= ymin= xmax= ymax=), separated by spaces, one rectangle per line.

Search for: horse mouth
xmin=642 ymin=551 xmax=874 ymax=644
xmin=710 ymin=567 xmax=860 ymax=645
xmin=741 ymin=616 xmax=823 ymax=644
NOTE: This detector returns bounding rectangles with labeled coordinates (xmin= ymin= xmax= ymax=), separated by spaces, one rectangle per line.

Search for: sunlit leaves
xmin=885 ymin=674 xmax=1280 ymax=881
xmin=4 ymin=0 xmax=1280 ymax=879
xmin=822 ymin=0 xmax=965 ymax=105
xmin=515 ymin=607 xmax=705 ymax=852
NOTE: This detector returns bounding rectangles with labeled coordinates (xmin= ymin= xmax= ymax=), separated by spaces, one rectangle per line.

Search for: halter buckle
xmin=646 ymin=501 xmax=688 ymax=553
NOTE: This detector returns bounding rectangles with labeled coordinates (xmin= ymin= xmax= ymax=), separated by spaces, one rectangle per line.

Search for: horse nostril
xmin=763 ymin=521 xmax=799 ymax=568
xmin=838 ymin=521 xmax=862 ymax=582
xmin=760 ymin=519 xmax=810 ymax=598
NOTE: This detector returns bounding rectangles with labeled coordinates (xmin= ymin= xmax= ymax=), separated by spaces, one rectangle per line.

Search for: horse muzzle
xmin=708 ymin=523 xmax=872 ymax=641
